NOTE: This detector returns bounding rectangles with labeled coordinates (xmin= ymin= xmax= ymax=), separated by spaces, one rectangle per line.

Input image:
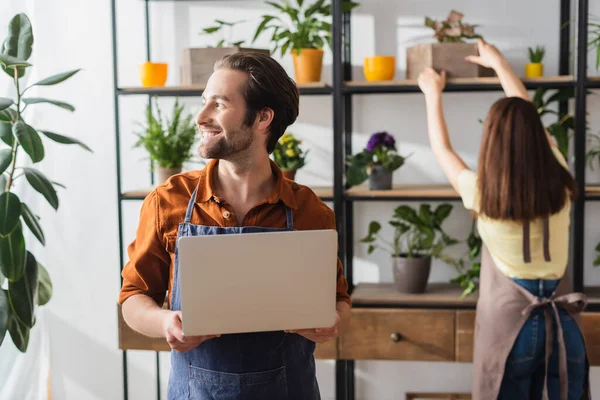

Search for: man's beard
xmin=198 ymin=125 xmax=254 ymax=160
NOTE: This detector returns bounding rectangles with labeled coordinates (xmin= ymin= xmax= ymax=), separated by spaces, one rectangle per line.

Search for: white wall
xmin=1 ymin=0 xmax=600 ymax=399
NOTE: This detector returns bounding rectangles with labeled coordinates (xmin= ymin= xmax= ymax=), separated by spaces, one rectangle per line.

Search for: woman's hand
xmin=465 ymin=38 xmax=506 ymax=70
xmin=417 ymin=67 xmax=446 ymax=97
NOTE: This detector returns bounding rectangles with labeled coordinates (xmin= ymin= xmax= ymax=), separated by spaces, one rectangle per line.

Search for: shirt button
xmin=223 ymin=211 xmax=231 ymax=219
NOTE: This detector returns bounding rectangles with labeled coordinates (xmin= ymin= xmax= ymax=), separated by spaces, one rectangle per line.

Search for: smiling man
xmin=118 ymin=52 xmax=351 ymax=400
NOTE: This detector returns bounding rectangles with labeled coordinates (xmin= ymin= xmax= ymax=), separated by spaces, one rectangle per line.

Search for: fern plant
xmin=528 ymin=46 xmax=545 ymax=63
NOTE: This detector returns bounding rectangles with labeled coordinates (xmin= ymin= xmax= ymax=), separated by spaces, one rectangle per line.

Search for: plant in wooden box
xmin=252 ymin=0 xmax=359 ymax=83
xmin=406 ymin=10 xmax=494 ymax=80
xmin=0 ymin=13 xmax=91 ymax=352
xmin=525 ymin=45 xmax=545 ymax=78
xmin=272 ymin=132 xmax=308 ymax=180
xmin=134 ymin=98 xmax=198 ymax=183
xmin=360 ymin=204 xmax=459 ymax=293
xmin=346 ymin=131 xmax=408 ymax=190
xmin=181 ymin=19 xmax=270 ymax=86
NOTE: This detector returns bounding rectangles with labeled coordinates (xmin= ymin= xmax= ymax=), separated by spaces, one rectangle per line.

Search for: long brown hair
xmin=476 ymin=97 xmax=577 ymax=221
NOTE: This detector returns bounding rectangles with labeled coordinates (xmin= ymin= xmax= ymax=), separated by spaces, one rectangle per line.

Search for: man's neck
xmin=213 ymin=156 xmax=275 ymax=206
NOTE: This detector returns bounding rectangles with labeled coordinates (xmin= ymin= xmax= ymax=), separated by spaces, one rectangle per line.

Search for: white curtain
xmin=0 ymin=1 xmax=51 ymax=399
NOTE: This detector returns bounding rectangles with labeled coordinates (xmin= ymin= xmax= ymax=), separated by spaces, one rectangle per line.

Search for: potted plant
xmin=360 ymin=204 xmax=459 ymax=293
xmin=252 ymin=0 xmax=359 ymax=83
xmin=134 ymin=98 xmax=198 ymax=183
xmin=180 ymin=19 xmax=269 ymax=86
xmin=448 ymin=218 xmax=482 ymax=298
xmin=0 ymin=13 xmax=91 ymax=352
xmin=587 ymin=132 xmax=600 ymax=184
xmin=346 ymin=131 xmax=408 ymax=190
xmin=406 ymin=10 xmax=494 ymax=79
xmin=525 ymin=45 xmax=545 ymax=78
xmin=272 ymin=132 xmax=308 ymax=180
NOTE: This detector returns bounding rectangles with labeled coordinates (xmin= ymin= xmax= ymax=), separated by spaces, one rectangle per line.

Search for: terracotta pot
xmin=525 ymin=62 xmax=544 ymax=78
xmin=139 ymin=62 xmax=168 ymax=87
xmin=392 ymin=255 xmax=432 ymax=294
xmin=292 ymin=48 xmax=324 ymax=83
xmin=156 ymin=167 xmax=182 ymax=183
xmin=364 ymin=56 xmax=396 ymax=81
xmin=282 ymin=169 xmax=297 ymax=180
xmin=368 ymin=164 xmax=392 ymax=190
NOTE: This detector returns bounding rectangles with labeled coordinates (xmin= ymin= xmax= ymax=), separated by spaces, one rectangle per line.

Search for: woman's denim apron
xmin=166 ymin=186 xmax=321 ymax=400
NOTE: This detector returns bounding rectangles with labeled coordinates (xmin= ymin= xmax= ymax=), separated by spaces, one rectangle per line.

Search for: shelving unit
xmin=110 ymin=0 xmax=598 ymax=399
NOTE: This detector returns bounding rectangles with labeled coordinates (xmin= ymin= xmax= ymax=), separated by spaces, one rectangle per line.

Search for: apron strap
xmin=522 ymin=217 xmax=551 ymax=263
xmin=285 ymin=206 xmax=294 ymax=229
xmin=184 ymin=186 xmax=199 ymax=224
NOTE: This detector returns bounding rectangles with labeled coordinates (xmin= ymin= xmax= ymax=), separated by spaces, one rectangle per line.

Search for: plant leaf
xmin=39 ymin=131 xmax=92 ymax=152
xmin=23 ymin=168 xmax=58 ymax=210
xmin=21 ymin=202 xmax=44 ymax=245
xmin=0 ymin=108 xmax=16 ymax=123
xmin=36 ymin=263 xmax=51 ymax=306
xmin=0 ymin=122 xmax=13 ymax=147
xmin=8 ymin=251 xmax=38 ymax=328
xmin=0 ymin=54 xmax=31 ymax=70
xmin=434 ymin=204 xmax=453 ymax=222
xmin=0 ymin=98 xmax=12 ymax=111
xmin=0 ymin=175 xmax=6 ymax=193
xmin=31 ymin=69 xmax=81 ymax=87
xmin=22 ymin=98 xmax=75 ymax=112
xmin=0 ymin=289 xmax=7 ymax=346
xmin=0 ymin=191 xmax=21 ymax=236
xmin=0 ymin=222 xmax=25 ymax=281
xmin=0 ymin=148 xmax=12 ymax=175
xmin=7 ymin=310 xmax=29 ymax=352
xmin=14 ymin=122 xmax=44 ymax=163
xmin=1 ymin=13 xmax=33 ymax=79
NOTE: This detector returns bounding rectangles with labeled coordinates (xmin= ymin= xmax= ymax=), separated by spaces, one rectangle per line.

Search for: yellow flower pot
xmin=364 ymin=56 xmax=396 ymax=81
xmin=139 ymin=62 xmax=168 ymax=87
xmin=525 ymin=63 xmax=544 ymax=78
xmin=292 ymin=48 xmax=324 ymax=83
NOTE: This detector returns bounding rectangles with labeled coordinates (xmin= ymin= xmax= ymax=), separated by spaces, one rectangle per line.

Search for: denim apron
xmin=167 ymin=186 xmax=321 ymax=400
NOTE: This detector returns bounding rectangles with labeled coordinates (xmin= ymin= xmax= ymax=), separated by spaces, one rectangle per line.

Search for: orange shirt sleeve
xmin=322 ymin=204 xmax=351 ymax=307
xmin=118 ymin=191 xmax=171 ymax=306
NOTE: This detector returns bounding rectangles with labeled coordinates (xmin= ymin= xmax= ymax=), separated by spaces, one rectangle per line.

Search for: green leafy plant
xmin=346 ymin=131 xmax=408 ymax=187
xmin=448 ymin=219 xmax=482 ymax=298
xmin=425 ymin=10 xmax=482 ymax=43
xmin=360 ymin=204 xmax=459 ymax=260
xmin=528 ymin=45 xmax=545 ymax=63
xmin=594 ymin=242 xmax=600 ymax=267
xmin=134 ymin=98 xmax=198 ymax=169
xmin=272 ymin=131 xmax=308 ymax=171
xmin=588 ymin=14 xmax=600 ymax=71
xmin=587 ymin=133 xmax=600 ymax=170
xmin=199 ymin=19 xmax=246 ymax=48
xmin=532 ymin=87 xmax=576 ymax=159
xmin=252 ymin=0 xmax=359 ymax=56
xmin=0 ymin=13 xmax=90 ymax=352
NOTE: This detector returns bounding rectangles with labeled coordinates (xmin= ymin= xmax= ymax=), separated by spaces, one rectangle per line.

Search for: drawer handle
xmin=390 ymin=332 xmax=403 ymax=342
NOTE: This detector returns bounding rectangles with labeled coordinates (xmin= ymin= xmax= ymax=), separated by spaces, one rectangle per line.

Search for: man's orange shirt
xmin=119 ymin=159 xmax=351 ymax=308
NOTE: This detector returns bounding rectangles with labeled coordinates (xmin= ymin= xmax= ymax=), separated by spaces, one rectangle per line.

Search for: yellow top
xmin=457 ymin=146 xmax=571 ymax=279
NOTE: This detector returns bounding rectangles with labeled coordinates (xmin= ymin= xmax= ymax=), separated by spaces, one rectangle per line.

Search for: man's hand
xmin=417 ymin=67 xmax=446 ymax=98
xmin=285 ymin=311 xmax=341 ymax=344
xmin=163 ymin=311 xmax=220 ymax=352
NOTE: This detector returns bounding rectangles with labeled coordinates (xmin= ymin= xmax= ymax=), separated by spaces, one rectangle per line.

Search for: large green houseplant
xmin=0 ymin=13 xmax=90 ymax=352
xmin=252 ymin=0 xmax=359 ymax=83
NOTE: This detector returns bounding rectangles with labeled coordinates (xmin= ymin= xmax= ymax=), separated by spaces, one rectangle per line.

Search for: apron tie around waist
xmin=522 ymin=293 xmax=588 ymax=400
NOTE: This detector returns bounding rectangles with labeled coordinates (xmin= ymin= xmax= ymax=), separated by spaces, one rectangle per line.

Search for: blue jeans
xmin=498 ymin=279 xmax=586 ymax=400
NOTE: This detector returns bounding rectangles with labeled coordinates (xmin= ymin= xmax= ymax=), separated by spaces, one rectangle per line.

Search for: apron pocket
xmin=188 ymin=365 xmax=288 ymax=400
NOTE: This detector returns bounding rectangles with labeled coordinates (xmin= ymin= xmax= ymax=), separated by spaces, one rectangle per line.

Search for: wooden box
xmin=406 ymin=43 xmax=495 ymax=80
xmin=180 ymin=47 xmax=270 ymax=86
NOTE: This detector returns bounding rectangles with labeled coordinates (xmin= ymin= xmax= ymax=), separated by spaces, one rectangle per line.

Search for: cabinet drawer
xmin=455 ymin=311 xmax=600 ymax=366
xmin=339 ymin=309 xmax=455 ymax=361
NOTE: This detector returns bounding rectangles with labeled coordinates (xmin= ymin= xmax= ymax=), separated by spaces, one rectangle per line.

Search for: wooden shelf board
xmin=586 ymin=185 xmax=600 ymax=194
xmin=351 ymin=283 xmax=477 ymax=308
xmin=122 ymin=186 xmax=333 ymax=200
xmin=346 ymin=184 xmax=459 ymax=199
xmin=585 ymin=286 xmax=600 ymax=305
xmin=118 ymin=82 xmax=330 ymax=96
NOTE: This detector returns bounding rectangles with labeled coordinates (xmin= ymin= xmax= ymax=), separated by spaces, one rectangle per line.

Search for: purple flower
xmin=366 ymin=131 xmax=396 ymax=151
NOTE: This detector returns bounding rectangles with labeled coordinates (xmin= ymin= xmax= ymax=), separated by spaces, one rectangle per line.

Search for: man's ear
xmin=256 ymin=108 xmax=274 ymax=131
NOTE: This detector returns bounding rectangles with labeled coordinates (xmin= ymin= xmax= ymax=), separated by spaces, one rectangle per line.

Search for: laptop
xmin=177 ymin=229 xmax=339 ymax=336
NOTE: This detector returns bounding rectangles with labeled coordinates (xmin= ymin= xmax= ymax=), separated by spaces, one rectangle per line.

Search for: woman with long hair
xmin=417 ymin=39 xmax=590 ymax=400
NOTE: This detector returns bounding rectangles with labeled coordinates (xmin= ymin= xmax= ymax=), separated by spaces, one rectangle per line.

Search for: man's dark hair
xmin=215 ymin=52 xmax=300 ymax=153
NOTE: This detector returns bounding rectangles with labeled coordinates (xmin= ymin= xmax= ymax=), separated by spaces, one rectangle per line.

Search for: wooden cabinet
xmin=339 ymin=309 xmax=455 ymax=361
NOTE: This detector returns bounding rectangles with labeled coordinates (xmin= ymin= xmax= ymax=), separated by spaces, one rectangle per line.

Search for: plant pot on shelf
xmin=368 ymin=164 xmax=392 ymax=190
xmin=364 ymin=56 xmax=396 ymax=81
xmin=282 ymin=169 xmax=297 ymax=180
xmin=525 ymin=62 xmax=544 ymax=78
xmin=292 ymin=48 xmax=324 ymax=83
xmin=392 ymin=255 xmax=432 ymax=294
xmin=180 ymin=47 xmax=270 ymax=86
xmin=139 ymin=62 xmax=168 ymax=87
xmin=406 ymin=43 xmax=495 ymax=80
xmin=156 ymin=167 xmax=182 ymax=184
